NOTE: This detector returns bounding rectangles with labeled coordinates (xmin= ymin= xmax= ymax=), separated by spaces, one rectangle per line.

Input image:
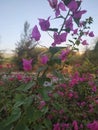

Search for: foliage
xmin=82 ymin=38 xmax=98 ymax=71
xmin=13 ymin=21 xmax=40 ymax=70
xmin=0 ymin=0 xmax=98 ymax=130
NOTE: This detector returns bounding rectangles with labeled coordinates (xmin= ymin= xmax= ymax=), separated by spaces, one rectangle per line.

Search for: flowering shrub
xmin=0 ymin=0 xmax=98 ymax=130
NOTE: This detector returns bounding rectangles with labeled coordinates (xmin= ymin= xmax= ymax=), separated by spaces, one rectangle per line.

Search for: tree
xmin=13 ymin=21 xmax=39 ymax=70
xmin=82 ymin=37 xmax=98 ymax=70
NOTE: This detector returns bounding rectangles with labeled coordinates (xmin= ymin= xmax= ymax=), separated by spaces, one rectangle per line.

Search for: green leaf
xmin=4 ymin=107 xmax=21 ymax=126
xmin=25 ymin=106 xmax=34 ymax=123
xmin=43 ymin=119 xmax=52 ymax=129
xmin=33 ymin=124 xmax=44 ymax=130
xmin=63 ymin=0 xmax=72 ymax=6
xmin=16 ymin=82 xmax=35 ymax=92
xmin=48 ymin=58 xmax=61 ymax=66
xmin=73 ymin=18 xmax=80 ymax=26
xmin=41 ymin=106 xmax=49 ymax=114
xmin=14 ymin=95 xmax=33 ymax=108
xmin=38 ymin=76 xmax=51 ymax=86
xmin=15 ymin=123 xmax=29 ymax=130
xmin=14 ymin=100 xmax=24 ymax=108
xmin=73 ymin=47 xmax=79 ymax=51
xmin=49 ymin=47 xmax=62 ymax=55
xmin=37 ymin=66 xmax=47 ymax=74
xmin=38 ymin=87 xmax=50 ymax=101
xmin=0 ymin=124 xmax=13 ymax=130
xmin=53 ymin=70 xmax=64 ymax=81
xmin=75 ymin=40 xmax=80 ymax=46
xmin=52 ymin=102 xmax=62 ymax=110
xmin=31 ymin=109 xmax=43 ymax=122
xmin=14 ymin=93 xmax=25 ymax=107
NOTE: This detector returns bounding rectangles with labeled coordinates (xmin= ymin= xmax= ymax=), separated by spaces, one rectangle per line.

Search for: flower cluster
xmin=0 ymin=0 xmax=97 ymax=130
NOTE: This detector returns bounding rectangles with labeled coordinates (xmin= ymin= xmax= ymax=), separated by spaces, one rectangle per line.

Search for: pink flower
xmin=52 ymin=32 xmax=68 ymax=46
xmin=59 ymin=48 xmax=70 ymax=61
xmin=72 ymin=29 xmax=78 ymax=35
xmin=65 ymin=16 xmax=73 ymax=31
xmin=16 ymin=74 xmax=23 ymax=81
xmin=92 ymin=85 xmax=97 ymax=92
xmin=57 ymin=90 xmax=64 ymax=97
xmin=40 ymin=55 xmax=49 ymax=64
xmin=61 ymin=123 xmax=69 ymax=129
xmin=87 ymin=121 xmax=98 ymax=130
xmin=73 ymin=10 xmax=87 ymax=19
xmin=31 ymin=25 xmax=41 ymax=41
xmin=22 ymin=59 xmax=32 ymax=71
xmin=58 ymin=2 xmax=66 ymax=11
xmin=82 ymin=40 xmax=88 ymax=45
xmin=60 ymin=83 xmax=66 ymax=89
xmin=39 ymin=17 xmax=50 ymax=31
xmin=6 ymin=64 xmax=11 ymax=68
xmin=39 ymin=101 xmax=46 ymax=109
xmin=48 ymin=0 xmax=58 ymax=9
xmin=53 ymin=123 xmax=60 ymax=130
xmin=84 ymin=30 xmax=89 ymax=35
xmin=55 ymin=1 xmax=66 ymax=17
xmin=79 ymin=21 xmax=84 ymax=27
xmin=68 ymin=92 xmax=73 ymax=98
xmin=81 ymin=101 xmax=86 ymax=107
xmin=0 ymin=65 xmax=3 ymax=69
xmin=72 ymin=120 xmax=78 ymax=130
xmin=89 ymin=31 xmax=94 ymax=37
xmin=48 ymin=0 xmax=66 ymax=17
xmin=67 ymin=0 xmax=78 ymax=12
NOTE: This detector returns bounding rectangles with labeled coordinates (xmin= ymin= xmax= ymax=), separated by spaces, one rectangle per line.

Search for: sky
xmin=0 ymin=0 xmax=98 ymax=52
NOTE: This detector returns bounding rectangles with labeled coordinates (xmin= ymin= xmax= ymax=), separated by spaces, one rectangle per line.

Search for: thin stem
xmin=58 ymin=10 xmax=70 ymax=34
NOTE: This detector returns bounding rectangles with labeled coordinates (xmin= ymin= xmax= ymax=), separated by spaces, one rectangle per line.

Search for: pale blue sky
xmin=0 ymin=0 xmax=98 ymax=51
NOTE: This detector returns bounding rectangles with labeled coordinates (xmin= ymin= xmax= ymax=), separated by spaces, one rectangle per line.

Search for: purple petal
xmin=32 ymin=25 xmax=41 ymax=41
xmin=74 ymin=10 xmax=87 ymax=19
xmin=65 ymin=16 xmax=73 ymax=31
xmin=48 ymin=0 xmax=58 ymax=9
xmin=39 ymin=17 xmax=50 ymax=31
xmin=52 ymin=32 xmax=67 ymax=46
xmin=60 ymin=32 xmax=68 ymax=42
xmin=67 ymin=0 xmax=78 ymax=12
xmin=89 ymin=31 xmax=94 ymax=37
xmin=82 ymin=40 xmax=88 ymax=45
xmin=55 ymin=8 xmax=60 ymax=17
xmin=58 ymin=2 xmax=66 ymax=11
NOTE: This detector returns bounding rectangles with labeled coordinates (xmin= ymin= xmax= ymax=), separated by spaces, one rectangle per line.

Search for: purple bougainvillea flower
xmin=58 ymin=2 xmax=66 ymax=11
xmin=39 ymin=17 xmax=50 ymax=31
xmin=52 ymin=32 xmax=68 ymax=46
xmin=82 ymin=40 xmax=88 ymax=45
xmin=72 ymin=120 xmax=79 ymax=130
xmin=59 ymin=48 xmax=70 ymax=61
xmin=84 ymin=30 xmax=89 ymax=36
xmin=79 ymin=21 xmax=84 ymax=27
xmin=89 ymin=31 xmax=94 ymax=37
xmin=40 ymin=55 xmax=49 ymax=64
xmin=87 ymin=120 xmax=98 ymax=130
xmin=31 ymin=25 xmax=41 ymax=41
xmin=48 ymin=0 xmax=58 ymax=9
xmin=48 ymin=0 xmax=66 ymax=17
xmin=22 ymin=59 xmax=33 ymax=71
xmin=55 ymin=2 xmax=66 ymax=17
xmin=65 ymin=16 xmax=73 ymax=31
xmin=67 ymin=0 xmax=78 ymax=12
xmin=73 ymin=10 xmax=87 ymax=19
xmin=72 ymin=28 xmax=78 ymax=35
xmin=39 ymin=101 xmax=46 ymax=109
xmin=53 ymin=123 xmax=60 ymax=130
